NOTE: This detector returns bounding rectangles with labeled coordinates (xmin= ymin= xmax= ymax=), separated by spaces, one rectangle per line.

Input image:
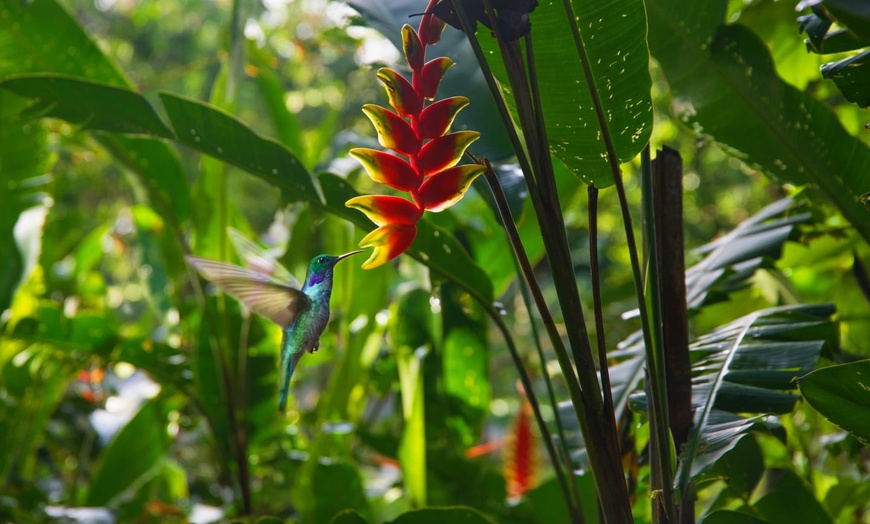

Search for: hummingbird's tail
xmin=278 ymin=350 xmax=303 ymax=412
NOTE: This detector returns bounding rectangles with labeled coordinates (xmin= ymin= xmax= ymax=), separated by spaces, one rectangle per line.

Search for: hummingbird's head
xmin=305 ymin=250 xmax=364 ymax=286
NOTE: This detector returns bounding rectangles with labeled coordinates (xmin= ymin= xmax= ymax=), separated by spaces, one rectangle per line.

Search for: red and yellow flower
xmin=347 ymin=4 xmax=486 ymax=269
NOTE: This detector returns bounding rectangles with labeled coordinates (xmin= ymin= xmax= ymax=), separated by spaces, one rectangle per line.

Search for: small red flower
xmin=347 ymin=6 xmax=485 ymax=269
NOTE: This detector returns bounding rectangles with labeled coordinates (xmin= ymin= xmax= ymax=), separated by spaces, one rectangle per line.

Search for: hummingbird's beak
xmin=336 ymin=249 xmax=365 ymax=262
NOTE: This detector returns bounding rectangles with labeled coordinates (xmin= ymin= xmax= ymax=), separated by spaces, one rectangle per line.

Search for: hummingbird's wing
xmin=186 ymin=256 xmax=311 ymax=328
xmin=227 ymin=228 xmax=301 ymax=289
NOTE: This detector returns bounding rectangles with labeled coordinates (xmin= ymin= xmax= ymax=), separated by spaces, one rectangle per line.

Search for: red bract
xmin=346 ymin=7 xmax=485 ymax=269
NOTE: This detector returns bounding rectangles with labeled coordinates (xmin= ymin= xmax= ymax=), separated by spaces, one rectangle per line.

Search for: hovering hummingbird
xmin=186 ymin=229 xmax=363 ymax=411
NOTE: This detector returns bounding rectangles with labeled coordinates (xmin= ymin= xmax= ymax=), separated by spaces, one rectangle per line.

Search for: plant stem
xmin=479 ymin=157 xmax=582 ymax=523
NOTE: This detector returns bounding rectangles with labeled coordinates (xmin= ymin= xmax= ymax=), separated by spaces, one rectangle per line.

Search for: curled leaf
xmin=418 ymin=164 xmax=486 ymax=211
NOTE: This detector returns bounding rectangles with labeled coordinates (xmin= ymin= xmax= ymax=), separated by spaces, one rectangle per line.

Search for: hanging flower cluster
xmin=346 ymin=7 xmax=486 ymax=269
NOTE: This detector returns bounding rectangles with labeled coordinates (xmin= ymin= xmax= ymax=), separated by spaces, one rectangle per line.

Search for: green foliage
xmin=798 ymin=359 xmax=870 ymax=445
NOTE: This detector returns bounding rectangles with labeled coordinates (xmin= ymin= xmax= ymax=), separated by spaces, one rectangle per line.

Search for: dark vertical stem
xmin=651 ymin=147 xmax=693 ymax=524
xmin=587 ymin=186 xmax=617 ymax=432
xmin=651 ymin=147 xmax=691 ymax=451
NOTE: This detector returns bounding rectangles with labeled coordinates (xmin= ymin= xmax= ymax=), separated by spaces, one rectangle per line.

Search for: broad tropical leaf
xmin=798 ymin=359 xmax=870 ymax=445
xmin=647 ymin=0 xmax=870 ymax=245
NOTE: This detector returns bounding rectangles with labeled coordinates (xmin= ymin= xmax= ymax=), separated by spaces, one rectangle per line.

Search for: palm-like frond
xmin=556 ymin=199 xmax=834 ymax=478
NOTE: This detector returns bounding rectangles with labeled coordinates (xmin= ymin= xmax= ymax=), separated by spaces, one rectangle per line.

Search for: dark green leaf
xmin=331 ymin=510 xmax=370 ymax=524
xmin=388 ymin=507 xmax=495 ymax=524
xmin=313 ymin=462 xmax=371 ymax=524
xmin=702 ymin=510 xmax=770 ymax=524
xmin=85 ymin=397 xmax=171 ymax=506
xmin=0 ymin=0 xmax=130 ymax=86
xmin=0 ymin=91 xmax=51 ymax=314
xmin=754 ymin=469 xmax=834 ymax=524
xmin=159 ymin=92 xmax=319 ymax=203
xmin=820 ymin=49 xmax=870 ymax=107
xmin=0 ymin=75 xmax=173 ymax=138
xmin=798 ymin=359 xmax=870 ymax=445
xmin=647 ymin=2 xmax=870 ymax=244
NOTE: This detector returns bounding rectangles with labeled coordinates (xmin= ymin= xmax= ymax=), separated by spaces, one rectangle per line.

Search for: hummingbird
xmin=185 ymin=229 xmax=363 ymax=411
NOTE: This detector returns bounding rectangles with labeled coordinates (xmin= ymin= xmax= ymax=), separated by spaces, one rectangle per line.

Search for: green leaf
xmin=100 ymin=135 xmax=192 ymax=225
xmin=312 ymin=462 xmax=371 ymax=524
xmin=0 ymin=0 xmax=129 ymax=86
xmin=391 ymin=287 xmax=433 ymax=508
xmin=753 ymin=469 xmax=834 ymax=524
xmin=647 ymin=3 xmax=870 ymax=244
xmin=476 ymin=0 xmax=653 ymax=186
xmin=798 ymin=359 xmax=870 ymax=445
xmin=0 ymin=75 xmax=173 ymax=138
xmin=331 ymin=510 xmax=370 ymax=524
xmin=388 ymin=507 xmax=495 ymax=524
xmin=702 ymin=510 xmax=770 ymax=524
xmin=0 ymin=91 xmax=51 ymax=314
xmin=85 ymin=397 xmax=171 ymax=506
xmin=158 ymin=92 xmax=320 ymax=204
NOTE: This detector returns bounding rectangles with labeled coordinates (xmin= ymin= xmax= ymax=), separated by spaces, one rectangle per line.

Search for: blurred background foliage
xmin=0 ymin=0 xmax=869 ymax=522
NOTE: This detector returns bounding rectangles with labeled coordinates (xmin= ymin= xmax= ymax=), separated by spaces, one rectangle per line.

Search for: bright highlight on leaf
xmin=346 ymin=22 xmax=484 ymax=269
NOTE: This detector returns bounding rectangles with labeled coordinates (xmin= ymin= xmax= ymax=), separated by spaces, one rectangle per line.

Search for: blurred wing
xmin=227 ymin=227 xmax=300 ymax=288
xmin=186 ymin=256 xmax=310 ymax=328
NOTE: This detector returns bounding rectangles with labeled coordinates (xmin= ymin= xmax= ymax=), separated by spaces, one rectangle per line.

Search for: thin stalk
xmin=558 ymin=0 xmax=675 ymax=518
xmin=479 ymin=157 xmax=584 ymax=523
xmin=511 ymin=253 xmax=583 ymax=517
xmin=587 ymin=186 xmax=617 ymax=433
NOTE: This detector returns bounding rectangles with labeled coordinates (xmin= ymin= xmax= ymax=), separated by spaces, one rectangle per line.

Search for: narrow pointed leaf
xmin=362 ymin=104 xmax=421 ymax=155
xmin=349 ymin=148 xmax=421 ymax=191
xmin=418 ymin=164 xmax=486 ymax=211
xmin=417 ymin=131 xmax=480 ymax=176
xmin=418 ymin=96 xmax=469 ymax=139
xmin=185 ymin=256 xmax=310 ymax=328
xmin=358 ymin=223 xmax=418 ymax=269
xmin=346 ymin=195 xmax=422 ymax=226
xmin=377 ymin=68 xmax=422 ymax=117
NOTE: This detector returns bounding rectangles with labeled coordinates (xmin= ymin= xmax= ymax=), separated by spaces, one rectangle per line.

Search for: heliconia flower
xmin=418 ymin=57 xmax=454 ymax=100
xmin=347 ymin=16 xmax=485 ymax=269
xmin=418 ymin=164 xmax=487 ymax=212
xmin=362 ymin=104 xmax=421 ymax=155
xmin=418 ymin=96 xmax=469 ymax=139
xmin=378 ymin=68 xmax=422 ymax=117
xmin=504 ymin=398 xmax=538 ymax=500
xmin=402 ymin=24 xmax=426 ymax=71
xmin=349 ymin=149 xmax=421 ymax=192
xmin=417 ymin=130 xmax=480 ymax=176
xmin=346 ymin=195 xmax=423 ymax=226
xmin=358 ymin=223 xmax=418 ymax=269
